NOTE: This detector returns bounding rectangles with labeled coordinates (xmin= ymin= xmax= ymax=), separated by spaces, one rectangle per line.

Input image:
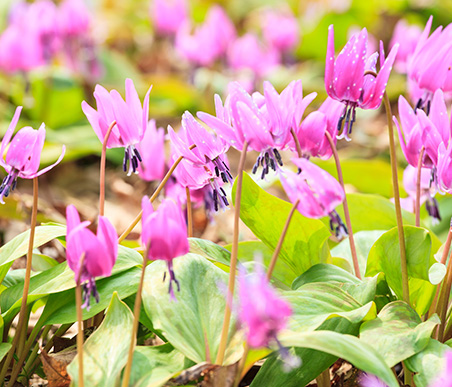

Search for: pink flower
xmin=395 ymin=90 xmax=449 ymax=169
xmin=58 ymin=0 xmax=91 ymax=37
xmin=359 ymin=373 xmax=388 ymax=387
xmin=280 ymin=158 xmax=347 ymax=238
xmin=168 ymin=111 xmax=231 ymax=183
xmin=141 ymin=197 xmax=189 ymax=298
xmin=175 ymin=5 xmax=235 ymax=66
xmin=290 ymin=97 xmax=344 ymax=159
xmin=227 ymin=33 xmax=280 ymax=77
xmin=430 ymin=351 xmax=452 ymax=387
xmin=407 ymin=16 xmax=452 ymax=112
xmin=437 ymin=142 xmax=452 ymax=194
xmin=390 ymin=19 xmax=422 ymax=74
xmin=0 ymin=107 xmax=66 ymax=204
xmin=66 ymin=205 xmax=118 ymax=309
xmin=325 ymin=25 xmax=398 ymax=140
xmin=137 ymin=120 xmax=166 ymax=182
xmin=151 ymin=0 xmax=188 ymax=36
xmin=82 ymin=78 xmax=152 ymax=175
xmin=261 ymin=10 xmax=299 ymax=53
xmin=238 ymin=264 xmax=292 ymax=348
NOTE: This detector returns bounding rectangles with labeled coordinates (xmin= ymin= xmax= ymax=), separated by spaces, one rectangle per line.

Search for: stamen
xmin=133 ymin=147 xmax=142 ymax=162
xmin=123 ymin=148 xmax=130 ymax=172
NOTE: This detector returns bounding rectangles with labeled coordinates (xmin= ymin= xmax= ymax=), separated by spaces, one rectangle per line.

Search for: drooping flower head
xmin=141 ymin=197 xmax=189 ymax=299
xmin=0 ymin=107 xmax=66 ymax=204
xmin=407 ymin=17 xmax=452 ymax=112
xmin=290 ymin=97 xmax=344 ymax=159
xmin=281 ymin=158 xmax=347 ymax=238
xmin=325 ymin=25 xmax=399 ymax=140
xmin=198 ymin=80 xmax=315 ymax=179
xmin=175 ymin=5 xmax=235 ymax=67
xmin=151 ymin=0 xmax=188 ymax=36
xmin=238 ymin=264 xmax=292 ymax=348
xmin=66 ymin=205 xmax=118 ymax=309
xmin=82 ymin=78 xmax=152 ymax=175
xmin=137 ymin=120 xmax=166 ymax=182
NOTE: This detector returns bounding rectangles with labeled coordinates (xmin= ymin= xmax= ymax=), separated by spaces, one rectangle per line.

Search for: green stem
xmin=186 ymin=187 xmax=193 ymax=238
xmin=415 ymin=146 xmax=425 ymax=228
xmin=99 ymin=120 xmax=117 ymax=217
xmin=316 ymin=369 xmax=331 ymax=387
xmin=233 ymin=344 xmax=249 ymax=387
xmin=118 ymin=144 xmax=196 ymax=243
xmin=122 ymin=251 xmax=147 ymax=387
xmin=267 ymin=199 xmax=299 ymax=280
xmin=76 ymin=281 xmax=84 ymax=387
xmin=325 ymin=131 xmax=361 ymax=279
xmin=216 ymin=141 xmax=249 ymax=365
xmin=0 ymin=177 xmax=39 ymax=386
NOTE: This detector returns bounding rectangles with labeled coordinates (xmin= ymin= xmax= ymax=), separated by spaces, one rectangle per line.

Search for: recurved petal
xmin=430 ymin=89 xmax=450 ymax=144
xmin=5 ymin=126 xmax=43 ymax=172
xmin=324 ymin=25 xmax=336 ymax=98
xmin=30 ymin=145 xmax=66 ymax=178
xmin=96 ymin=216 xmax=118 ymax=274
xmin=0 ymin=106 xmax=22 ymax=159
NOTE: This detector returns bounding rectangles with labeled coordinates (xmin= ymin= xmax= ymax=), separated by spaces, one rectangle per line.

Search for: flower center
xmin=123 ymin=145 xmax=142 ymax=176
xmin=0 ymin=169 xmax=19 ymax=204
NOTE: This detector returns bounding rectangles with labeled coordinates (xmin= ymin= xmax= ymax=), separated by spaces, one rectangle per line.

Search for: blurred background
xmin=0 ymin=0 xmax=449 ymax=249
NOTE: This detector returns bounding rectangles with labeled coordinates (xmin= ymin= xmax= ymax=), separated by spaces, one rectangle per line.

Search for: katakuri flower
xmin=430 ymin=351 xmax=452 ymax=387
xmin=325 ymin=25 xmax=399 ymax=140
xmin=151 ymin=0 xmax=188 ymax=36
xmin=389 ymin=19 xmax=422 ymax=74
xmin=281 ymin=158 xmax=347 ymax=238
xmin=137 ymin=120 xmax=165 ymax=182
xmin=0 ymin=107 xmax=66 ymax=204
xmin=66 ymin=205 xmax=118 ymax=309
xmin=290 ymin=97 xmax=344 ymax=159
xmin=82 ymin=78 xmax=152 ymax=175
xmin=141 ymin=197 xmax=189 ymax=298
xmin=261 ymin=9 xmax=299 ymax=53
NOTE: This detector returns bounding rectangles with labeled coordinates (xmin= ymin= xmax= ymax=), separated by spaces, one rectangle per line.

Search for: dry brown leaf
xmin=40 ymin=348 xmax=75 ymax=387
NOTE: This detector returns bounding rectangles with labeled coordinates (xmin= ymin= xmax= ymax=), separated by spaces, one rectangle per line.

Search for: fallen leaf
xmin=40 ymin=347 xmax=75 ymax=387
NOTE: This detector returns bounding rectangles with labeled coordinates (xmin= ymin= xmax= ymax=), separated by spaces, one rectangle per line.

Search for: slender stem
xmin=290 ymin=128 xmax=302 ymax=158
xmin=365 ymin=70 xmax=409 ymax=304
xmin=75 ymin=253 xmax=86 ymax=387
xmin=118 ymin=144 xmax=196 ymax=243
xmin=216 ymin=142 xmax=249 ymax=365
xmin=99 ymin=120 xmax=117 ymax=217
xmin=233 ymin=344 xmax=249 ymax=387
xmin=324 ymin=131 xmax=361 ymax=280
xmin=122 ymin=250 xmax=147 ymax=387
xmin=267 ymin=200 xmax=299 ymax=280
xmin=0 ymin=178 xmax=39 ymax=385
xmin=403 ymin=362 xmax=413 ymax=386
xmin=186 ymin=187 xmax=193 ymax=238
xmin=415 ymin=146 xmax=425 ymax=227
xmin=437 ymin=251 xmax=452 ymax=341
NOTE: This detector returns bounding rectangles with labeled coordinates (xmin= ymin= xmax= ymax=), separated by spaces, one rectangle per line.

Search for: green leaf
xmin=1 ymin=245 xmax=142 ymax=326
xmin=189 ymin=238 xmax=231 ymax=269
xmin=360 ymin=301 xmax=440 ymax=367
xmin=331 ymin=230 xmax=386 ymax=275
xmin=278 ymin=331 xmax=399 ymax=387
xmin=0 ymin=225 xmax=66 ymax=268
xmin=405 ymin=339 xmax=450 ymax=387
xmin=292 ymin=263 xmax=379 ymax=306
xmin=67 ymin=292 xmax=134 ymax=386
xmin=366 ymin=226 xmax=441 ymax=314
xmin=284 ymin=282 xmax=376 ymax=332
xmin=234 ymin=173 xmax=331 ymax=277
xmin=129 ymin=344 xmax=194 ymax=387
xmin=142 ymin=254 xmax=243 ymax=365
xmin=37 ymin=267 xmax=141 ymax=327
xmin=0 ymin=343 xmax=11 ymax=363
xmin=333 ymin=193 xmax=415 ymax=233
xmin=250 ymin=318 xmax=356 ymax=387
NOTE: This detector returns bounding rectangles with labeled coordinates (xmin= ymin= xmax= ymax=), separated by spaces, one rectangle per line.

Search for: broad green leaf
xmin=0 ymin=224 xmax=66 ymax=268
xmin=366 ymin=226 xmax=441 ymax=314
xmin=1 ymin=245 xmax=142 ymax=325
xmin=284 ymin=282 xmax=376 ymax=332
xmin=37 ymin=267 xmax=141 ymax=326
xmin=67 ymin=292 xmax=134 ymax=386
xmin=278 ymin=331 xmax=399 ymax=387
xmin=360 ymin=301 xmax=440 ymax=367
xmin=189 ymin=238 xmax=231 ymax=269
xmin=292 ymin=263 xmax=379 ymax=306
xmin=0 ymin=343 xmax=11 ymax=363
xmin=234 ymin=173 xmax=331 ymax=277
xmin=333 ymin=193 xmax=415 ymax=233
xmin=142 ymin=254 xmax=243 ymax=365
xmin=331 ymin=230 xmax=386 ymax=275
xmin=129 ymin=344 xmax=194 ymax=387
xmin=405 ymin=339 xmax=450 ymax=387
xmin=250 ymin=318 xmax=356 ymax=387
